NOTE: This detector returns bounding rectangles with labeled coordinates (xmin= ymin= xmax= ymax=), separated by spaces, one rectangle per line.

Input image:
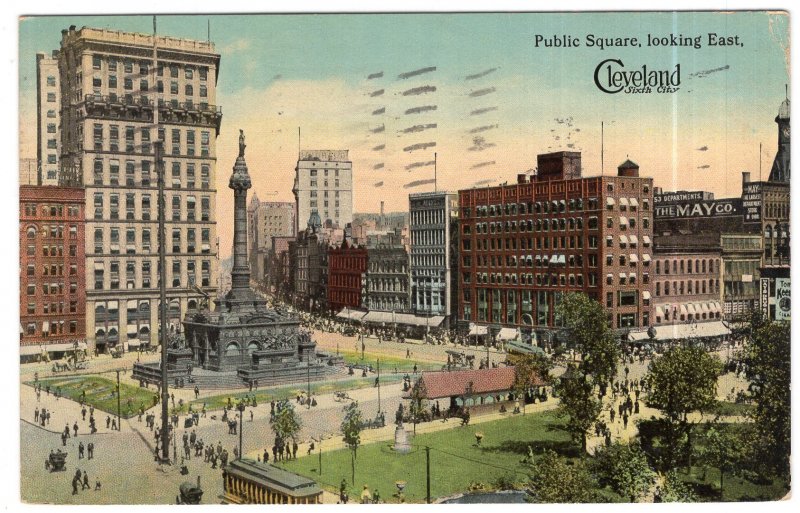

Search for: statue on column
xmin=238 ymin=129 xmax=246 ymax=157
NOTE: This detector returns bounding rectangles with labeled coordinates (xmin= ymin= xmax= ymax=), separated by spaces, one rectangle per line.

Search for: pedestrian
xmin=106 ymin=416 xmax=111 ymax=429
xmin=111 ymin=418 xmax=117 ymax=431
xmin=87 ymin=442 xmax=94 ymax=459
xmin=73 ymin=422 xmax=79 ymax=437
xmin=272 ymin=444 xmax=277 ymax=462
xmin=264 ymin=449 xmax=269 ymax=463
xmin=95 ymin=480 xmax=101 ymax=491
xmin=250 ymin=410 xmax=254 ymax=422
xmin=292 ymin=441 xmax=298 ymax=460
xmin=82 ymin=407 xmax=87 ymax=421
xmin=78 ymin=441 xmax=85 ymax=459
xmin=406 ymin=349 xmax=410 ymax=359
xmin=82 ymin=471 xmax=90 ymax=490
xmin=72 ymin=475 xmax=79 ymax=495
xmin=194 ymin=385 xmax=200 ymax=399
xmin=34 ymin=407 xmax=39 ymax=424
xmin=623 ymin=413 xmax=629 ymax=429
xmin=46 ymin=411 xmax=51 ymax=425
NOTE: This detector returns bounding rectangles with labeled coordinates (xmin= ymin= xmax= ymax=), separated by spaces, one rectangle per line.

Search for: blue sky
xmin=18 ymin=12 xmax=790 ymax=255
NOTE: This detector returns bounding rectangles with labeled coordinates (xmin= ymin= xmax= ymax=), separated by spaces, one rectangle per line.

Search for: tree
xmin=527 ymin=450 xmax=597 ymax=503
xmin=341 ymin=401 xmax=363 ymax=486
xmin=700 ymin=425 xmax=741 ymax=498
xmin=658 ymin=470 xmax=697 ymax=502
xmin=408 ymin=380 xmax=428 ymax=433
xmin=510 ymin=353 xmax=552 ymax=415
xmin=557 ymin=366 xmax=601 ymax=451
xmin=554 ymin=293 xmax=619 ymax=452
xmin=741 ymin=317 xmax=790 ymax=478
xmin=646 ymin=345 xmax=722 ymax=470
xmin=269 ymin=399 xmax=302 ymax=448
xmin=593 ymin=441 xmax=656 ymax=502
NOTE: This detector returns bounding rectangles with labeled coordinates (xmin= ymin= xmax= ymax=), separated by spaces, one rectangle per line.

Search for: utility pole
xmin=307 ymin=363 xmax=311 ymax=409
xmin=377 ymin=358 xmax=381 ymax=416
xmin=116 ymin=370 xmax=121 ymax=431
xmin=425 ymin=446 xmax=431 ymax=504
xmin=318 ymin=441 xmax=322 ymax=476
xmin=237 ymin=401 xmax=245 ymax=460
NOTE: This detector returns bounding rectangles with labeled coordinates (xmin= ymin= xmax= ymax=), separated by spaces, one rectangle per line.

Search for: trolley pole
xmin=425 ymin=446 xmax=431 ymax=504
xmin=116 ymin=370 xmax=121 ymax=431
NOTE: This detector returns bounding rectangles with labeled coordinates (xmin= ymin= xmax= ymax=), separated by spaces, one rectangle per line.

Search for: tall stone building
xmin=20 ymin=186 xmax=86 ymax=360
xmin=327 ymin=240 xmax=368 ymax=313
xmin=20 ymin=158 xmax=38 ymax=186
xmin=409 ymin=191 xmax=458 ymax=326
xmin=292 ymin=150 xmax=353 ymax=234
xmin=364 ymin=242 xmax=410 ymax=313
xmin=247 ymin=193 xmax=295 ymax=284
xmin=36 ymin=51 xmax=61 ymax=186
xmin=56 ymin=26 xmax=221 ymax=352
xmin=458 ymin=152 xmax=655 ymax=338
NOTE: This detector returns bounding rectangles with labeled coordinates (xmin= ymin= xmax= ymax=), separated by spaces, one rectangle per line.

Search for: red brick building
xmin=457 ymin=152 xmax=655 ymax=335
xmin=20 ymin=186 xmax=86 ymax=359
xmin=327 ymin=240 xmax=368 ymax=313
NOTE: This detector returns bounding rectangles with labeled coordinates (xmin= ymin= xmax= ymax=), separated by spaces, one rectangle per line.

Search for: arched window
xmin=225 ymin=343 xmax=240 ymax=357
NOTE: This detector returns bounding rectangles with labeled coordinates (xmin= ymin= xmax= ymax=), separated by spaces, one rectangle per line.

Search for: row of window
xmin=93 ymin=259 xmax=212 ymax=290
xmin=26 ymin=263 xmax=78 ymax=277
xmin=655 ymin=279 xmax=720 ymax=296
xmin=91 ymin=55 xmax=209 ymax=81
xmin=654 ymin=258 xmax=718 ymax=275
xmin=92 ymin=76 xmax=208 ymax=97
xmin=91 ymin=125 xmax=211 ymax=156
xmin=23 ymin=320 xmax=79 ymax=338
xmin=308 ymin=190 xmax=341 ymax=198
xmin=307 ymin=169 xmax=341 ymax=178
xmin=25 ymin=225 xmax=78 ymax=240
xmin=92 ymin=158 xmax=212 ymax=188
xmin=91 ymin=192 xmax=211 ymax=222
xmin=25 ymin=244 xmax=79 ymax=258
xmin=309 ymin=179 xmax=341 ymax=188
xmin=25 ymin=300 xmax=80 ymax=316
xmin=24 ymin=281 xmax=79 ymax=296
xmin=92 ymin=226 xmax=213 ymax=254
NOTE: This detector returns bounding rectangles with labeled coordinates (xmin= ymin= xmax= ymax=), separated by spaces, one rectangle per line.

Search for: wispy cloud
xmin=220 ymin=38 xmax=251 ymax=54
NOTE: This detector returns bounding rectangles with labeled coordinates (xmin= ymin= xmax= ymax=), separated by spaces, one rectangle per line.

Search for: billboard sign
xmin=654 ymin=198 xmax=741 ymax=219
xmin=742 ymin=182 xmax=763 ymax=222
xmin=775 ymin=278 xmax=791 ymax=321
xmin=761 ymin=278 xmax=770 ymax=317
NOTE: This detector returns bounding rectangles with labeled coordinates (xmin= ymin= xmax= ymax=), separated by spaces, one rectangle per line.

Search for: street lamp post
xmin=116 ymin=370 xmax=121 ymax=431
xmin=237 ymin=401 xmax=245 ymax=460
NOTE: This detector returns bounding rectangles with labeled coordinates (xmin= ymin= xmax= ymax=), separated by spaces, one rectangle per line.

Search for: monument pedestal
xmin=393 ymin=423 xmax=411 ymax=453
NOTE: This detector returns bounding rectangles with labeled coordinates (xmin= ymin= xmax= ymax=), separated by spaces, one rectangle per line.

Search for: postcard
xmin=18 ymin=11 xmax=790 ymax=504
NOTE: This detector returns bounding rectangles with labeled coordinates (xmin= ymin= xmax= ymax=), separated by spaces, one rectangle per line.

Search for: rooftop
xmin=62 ymin=26 xmax=217 ymax=55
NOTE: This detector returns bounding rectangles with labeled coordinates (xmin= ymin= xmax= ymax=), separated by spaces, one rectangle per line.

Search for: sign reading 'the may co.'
xmin=654 ymin=198 xmax=742 ymax=219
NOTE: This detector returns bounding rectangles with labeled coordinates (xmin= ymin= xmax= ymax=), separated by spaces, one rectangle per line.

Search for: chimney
xmin=742 ymin=171 xmax=751 ymax=185
xmin=653 ymin=186 xmax=663 ymax=195
xmin=380 ymin=201 xmax=384 ymax=217
xmin=517 ymin=173 xmax=527 ymax=184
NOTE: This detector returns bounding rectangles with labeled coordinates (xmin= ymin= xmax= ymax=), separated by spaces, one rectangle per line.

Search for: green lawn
xmin=678 ymin=422 xmax=788 ymax=502
xmin=336 ymin=349 xmax=443 ymax=374
xmin=278 ymin=410 xmax=576 ymax=503
xmin=184 ymin=374 xmax=405 ymax=413
xmin=709 ymin=401 xmax=755 ymax=417
xmin=31 ymin=376 xmax=159 ymax=418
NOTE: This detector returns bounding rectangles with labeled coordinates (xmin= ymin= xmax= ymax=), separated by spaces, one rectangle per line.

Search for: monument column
xmin=230 ymin=129 xmax=252 ymax=291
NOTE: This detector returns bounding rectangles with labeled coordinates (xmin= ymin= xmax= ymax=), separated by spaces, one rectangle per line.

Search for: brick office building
xmin=327 ymin=240 xmax=368 ymax=313
xmin=20 ymin=186 xmax=86 ymax=360
xmin=458 ymin=152 xmax=655 ymax=338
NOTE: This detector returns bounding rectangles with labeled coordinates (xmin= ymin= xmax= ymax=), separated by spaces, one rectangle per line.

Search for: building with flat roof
xmin=20 ymin=185 xmax=86 ymax=360
xmin=37 ymin=51 xmax=61 ymax=186
xmin=458 ymin=152 xmax=655 ymax=337
xmin=55 ymin=25 xmax=221 ymax=352
xmin=409 ymin=191 xmax=458 ymax=327
xmin=292 ymin=149 xmax=353 ymax=234
xmin=222 ymin=459 xmax=322 ymax=504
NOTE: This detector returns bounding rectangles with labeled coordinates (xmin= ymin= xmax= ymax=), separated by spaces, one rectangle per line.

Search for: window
xmin=201 ymin=197 xmax=210 ymax=221
xmin=186 ymin=196 xmax=196 ymax=221
xmin=47 ymin=109 xmax=56 ymax=118
xmin=110 ymin=261 xmax=120 ymax=290
xmin=142 ymin=229 xmax=151 ymax=252
xmin=185 ymin=84 xmax=193 ymax=96
xmin=109 ymin=194 xmax=119 ymax=220
xmin=172 ymin=196 xmax=181 ymax=221
xmin=46 ymin=75 xmax=56 ymax=87
xmin=201 ymin=165 xmax=210 ymax=189
xmin=141 ymin=161 xmax=151 ymax=186
xmin=125 ymin=161 xmax=135 ymax=186
xmin=171 ymin=161 xmax=181 ymax=188
xmin=93 ymin=193 xmax=103 ymax=219
xmin=170 ymin=81 xmax=179 ymax=94
xmin=172 ymin=260 xmax=181 ymax=287
xmin=47 ymin=92 xmax=56 ymax=102
xmin=47 ymin=123 xmax=56 ymax=134
xmin=171 ymin=129 xmax=181 ymax=155
xmin=126 ymin=228 xmax=136 ymax=254
xmin=92 ymin=77 xmax=102 ymax=88
xmin=199 ymin=67 xmax=208 ymax=80
xmin=93 ymin=55 xmax=102 ymax=69
xmin=172 ymin=229 xmax=181 ymax=253
xmin=47 ymin=154 xmax=57 ymax=164
xmin=201 ymin=131 xmax=210 ymax=156
xmin=47 ymin=138 xmax=57 ymax=149
xmin=199 ymin=85 xmax=207 ymax=98
xmin=94 ymin=228 xmax=103 ymax=253
xmin=123 ymin=77 xmax=133 ymax=90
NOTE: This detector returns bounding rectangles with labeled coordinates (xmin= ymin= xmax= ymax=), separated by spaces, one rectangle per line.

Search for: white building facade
xmin=292 ymin=150 xmax=353 ymax=234
xmin=37 ymin=51 xmax=61 ymax=186
xmin=408 ymin=191 xmax=458 ymax=325
xmin=56 ymin=26 xmax=221 ymax=352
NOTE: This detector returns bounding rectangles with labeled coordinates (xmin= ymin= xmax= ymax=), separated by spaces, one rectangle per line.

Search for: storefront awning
xmin=498 ymin=327 xmax=518 ymax=341
xmin=687 ymin=304 xmax=697 ymax=315
xmin=20 ymin=341 xmax=87 ymax=356
xmin=336 ymin=308 xmax=366 ymax=322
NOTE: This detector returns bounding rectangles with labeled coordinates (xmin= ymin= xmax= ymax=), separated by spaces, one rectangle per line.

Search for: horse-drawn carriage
xmin=45 ymin=450 xmax=67 ymax=472
xmin=177 ymin=481 xmax=203 ymax=504
xmin=359 ymin=412 xmax=386 ymax=430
